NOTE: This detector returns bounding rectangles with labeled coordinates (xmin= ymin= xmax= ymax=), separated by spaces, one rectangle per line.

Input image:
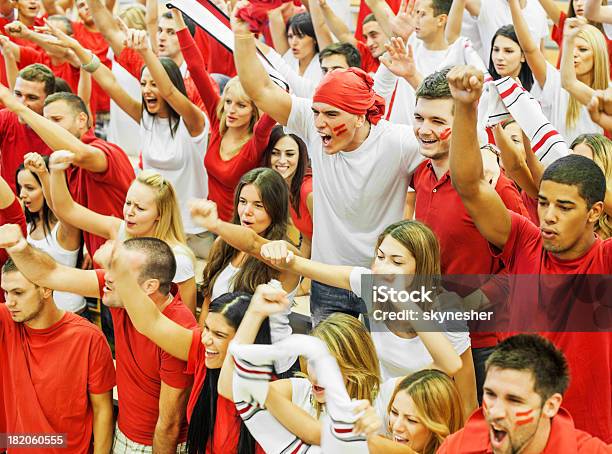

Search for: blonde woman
xmin=173 ymin=9 xmax=277 ymax=221
xmin=219 ymin=313 xmax=383 ymax=446
xmin=261 ymin=220 xmax=478 ymax=418
xmin=510 ymin=0 xmax=610 ymax=143
xmin=570 ymin=133 xmax=612 ymax=239
xmin=48 ymin=151 xmax=197 ymax=312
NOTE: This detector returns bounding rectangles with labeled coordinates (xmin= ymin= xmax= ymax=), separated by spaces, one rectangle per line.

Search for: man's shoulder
xmin=163 ymin=296 xmax=198 ymax=330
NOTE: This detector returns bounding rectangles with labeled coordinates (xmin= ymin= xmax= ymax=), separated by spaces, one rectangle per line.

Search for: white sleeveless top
xmin=212 ymin=261 xmax=296 ymax=373
xmin=27 ymin=223 xmax=86 ymax=312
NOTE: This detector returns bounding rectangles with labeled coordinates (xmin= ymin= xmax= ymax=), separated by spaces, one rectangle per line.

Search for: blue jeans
xmin=472 ymin=346 xmax=496 ymax=404
xmin=310 ymin=280 xmax=366 ymax=327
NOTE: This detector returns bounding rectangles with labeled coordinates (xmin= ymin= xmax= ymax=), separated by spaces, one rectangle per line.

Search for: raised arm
xmin=364 ymin=0 xmax=394 ymax=39
xmin=537 ymin=0 xmax=562 ymax=25
xmin=144 ymin=0 xmax=158 ymax=54
xmin=85 ymin=0 xmax=127 ymax=55
xmin=100 ymin=241 xmax=193 ymax=362
xmin=48 ymin=151 xmax=121 ymax=240
xmin=509 ymin=0 xmax=547 ymax=87
xmin=174 ymin=11 xmax=221 ymax=119
xmin=4 ymin=21 xmax=72 ymax=60
xmin=232 ymin=3 xmax=292 ymax=125
xmin=307 ymin=0 xmax=334 ymax=49
xmin=267 ymin=3 xmax=291 ymax=55
xmin=218 ymin=284 xmax=291 ymax=400
xmin=560 ymin=18 xmax=596 ymax=106
xmin=0 ymin=223 xmax=100 ymax=297
xmin=45 ymin=20 xmax=142 ymax=123
xmin=445 ymin=0 xmax=466 ymax=44
xmin=130 ymin=28 xmax=205 ymax=136
xmin=316 ymin=0 xmax=353 ymax=45
xmin=585 ymin=0 xmax=612 ymax=23
xmin=447 ymin=66 xmax=511 ymax=249
xmin=380 ymin=38 xmax=422 ymax=89
xmin=0 ymin=37 xmax=19 ymax=89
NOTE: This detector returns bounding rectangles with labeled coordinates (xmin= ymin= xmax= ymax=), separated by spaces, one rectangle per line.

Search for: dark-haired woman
xmin=110 ymin=249 xmax=288 ymax=454
xmin=270 ymin=10 xmax=322 ymax=82
xmin=46 ymin=19 xmax=210 ymax=254
xmin=193 ymin=168 xmax=301 ymax=374
xmin=13 ymin=154 xmax=85 ymax=315
xmin=263 ymin=125 xmax=313 ymax=258
xmin=488 ymin=25 xmax=535 ymax=92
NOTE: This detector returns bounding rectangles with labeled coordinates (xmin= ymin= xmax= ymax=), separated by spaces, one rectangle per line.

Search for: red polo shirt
xmin=66 ymin=131 xmax=134 ymax=256
xmin=355 ymin=40 xmax=379 ymax=74
xmin=438 ymin=407 xmax=611 ymax=453
xmin=411 ymin=161 xmax=528 ymax=348
xmin=95 ymin=269 xmax=197 ymax=445
xmin=0 ymin=108 xmax=52 ymax=192
xmin=490 ymin=212 xmax=612 ymax=442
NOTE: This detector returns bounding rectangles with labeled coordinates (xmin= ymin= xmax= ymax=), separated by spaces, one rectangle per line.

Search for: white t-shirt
xmin=373 ymin=38 xmax=470 ymax=126
xmin=27 ymin=223 xmax=86 ymax=312
xmin=476 ymin=0 xmax=549 ymax=63
xmin=349 ymin=267 xmax=471 ymax=382
xmin=117 ymin=221 xmax=195 ymax=283
xmin=282 ymin=50 xmax=323 ymax=87
xmin=462 ymin=10 xmax=483 ymax=57
xmin=211 ymin=261 xmax=296 ymax=373
xmin=536 ymin=63 xmax=605 ymax=144
xmin=140 ymin=111 xmax=209 ymax=234
xmin=267 ymin=49 xmax=318 ymax=98
xmin=286 ymin=96 xmax=424 ymax=267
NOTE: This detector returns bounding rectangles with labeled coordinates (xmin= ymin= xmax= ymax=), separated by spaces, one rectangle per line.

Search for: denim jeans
xmin=310 ymin=280 xmax=366 ymax=327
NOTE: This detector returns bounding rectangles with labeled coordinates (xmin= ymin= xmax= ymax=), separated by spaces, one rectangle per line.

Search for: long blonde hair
xmin=387 ymin=370 xmax=465 ymax=454
xmin=216 ymin=77 xmax=260 ymax=137
xmin=127 ymin=170 xmax=194 ymax=260
xmin=566 ymin=25 xmax=610 ymax=129
xmin=118 ymin=4 xmax=146 ymax=31
xmin=570 ymin=134 xmax=612 ymax=239
xmin=309 ymin=314 xmax=381 ymax=418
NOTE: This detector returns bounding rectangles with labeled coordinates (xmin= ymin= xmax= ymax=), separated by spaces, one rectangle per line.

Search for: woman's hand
xmin=260 ymin=240 xmax=295 ymax=268
xmin=189 ymin=199 xmax=221 ymax=232
xmin=24 ymin=152 xmax=49 ymax=176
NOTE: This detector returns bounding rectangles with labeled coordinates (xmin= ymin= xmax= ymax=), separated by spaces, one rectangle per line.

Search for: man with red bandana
xmin=232 ymin=1 xmax=424 ymax=325
xmin=438 ymin=334 xmax=610 ymax=453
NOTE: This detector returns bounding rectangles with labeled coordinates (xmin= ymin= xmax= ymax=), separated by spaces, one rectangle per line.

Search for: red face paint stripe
xmin=515 ymin=417 xmax=534 ymax=426
xmin=439 ymin=128 xmax=452 ymax=140
xmin=515 ymin=409 xmax=533 ymax=417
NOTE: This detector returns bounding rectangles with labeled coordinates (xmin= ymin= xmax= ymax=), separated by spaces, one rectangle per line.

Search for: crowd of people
xmin=0 ymin=0 xmax=611 ymax=452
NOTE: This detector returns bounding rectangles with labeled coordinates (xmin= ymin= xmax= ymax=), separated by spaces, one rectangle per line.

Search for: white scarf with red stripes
xmin=482 ymin=76 xmax=569 ymax=166
xmin=230 ymin=335 xmax=369 ymax=454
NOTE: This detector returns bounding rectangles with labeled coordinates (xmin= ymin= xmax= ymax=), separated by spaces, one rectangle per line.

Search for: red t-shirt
xmin=66 ymin=131 xmax=134 ymax=256
xmin=491 ymin=211 xmax=612 ymax=442
xmin=356 ymin=40 xmax=380 ymax=74
xmin=0 ymin=304 xmax=115 ymax=453
xmin=94 ymin=269 xmax=197 ymax=445
xmin=0 ymin=108 xmax=52 ymax=192
xmin=289 ymin=173 xmax=313 ymax=240
xmin=72 ymin=22 xmax=111 ymax=113
xmin=186 ymin=329 xmax=265 ymax=454
xmin=552 ymin=11 xmax=612 ymax=76
xmin=411 ymin=162 xmax=528 ymax=347
xmin=438 ymin=407 xmax=611 ymax=453
xmin=520 ymin=190 xmax=539 ymax=225
xmin=177 ymin=28 xmax=276 ymax=221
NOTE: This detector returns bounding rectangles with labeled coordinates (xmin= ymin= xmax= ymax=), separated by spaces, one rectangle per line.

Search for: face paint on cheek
xmin=514 ymin=409 xmax=534 ymax=427
xmin=439 ymin=128 xmax=452 ymax=140
xmin=333 ymin=124 xmax=348 ymax=136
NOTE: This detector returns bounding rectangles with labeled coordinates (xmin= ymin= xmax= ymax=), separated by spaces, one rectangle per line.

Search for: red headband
xmin=313 ymin=68 xmax=386 ymax=125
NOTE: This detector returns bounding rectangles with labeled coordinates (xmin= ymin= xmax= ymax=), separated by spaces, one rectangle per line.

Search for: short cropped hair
xmin=123 ymin=237 xmax=177 ymax=295
xmin=47 ymin=15 xmax=73 ymax=35
xmin=415 ymin=67 xmax=452 ymax=101
xmin=486 ymin=334 xmax=569 ymax=402
xmin=53 ymin=77 xmax=73 ymax=94
xmin=1 ymin=257 xmax=19 ymax=275
xmin=18 ymin=64 xmax=55 ymax=96
xmin=363 ymin=13 xmax=377 ymax=26
xmin=432 ymin=0 xmax=452 ymax=16
xmin=319 ymin=42 xmax=361 ymax=69
xmin=44 ymin=92 xmax=90 ymax=124
xmin=541 ymin=155 xmax=606 ymax=209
